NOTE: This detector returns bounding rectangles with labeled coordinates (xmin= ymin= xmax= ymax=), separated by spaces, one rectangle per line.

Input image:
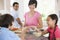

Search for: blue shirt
xmin=0 ymin=27 xmax=21 ymax=40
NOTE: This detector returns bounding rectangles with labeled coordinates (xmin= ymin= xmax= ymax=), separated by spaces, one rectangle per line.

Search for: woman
xmin=0 ymin=14 xmax=21 ymax=40
xmin=24 ymin=0 xmax=43 ymax=29
xmin=22 ymin=0 xmax=43 ymax=40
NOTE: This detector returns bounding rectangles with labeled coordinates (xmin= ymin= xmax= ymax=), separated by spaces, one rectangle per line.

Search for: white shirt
xmin=10 ymin=9 xmax=21 ymax=28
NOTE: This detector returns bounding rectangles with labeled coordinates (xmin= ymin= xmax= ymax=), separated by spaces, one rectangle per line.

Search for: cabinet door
xmin=0 ymin=0 xmax=4 ymax=10
xmin=6 ymin=0 xmax=10 ymax=10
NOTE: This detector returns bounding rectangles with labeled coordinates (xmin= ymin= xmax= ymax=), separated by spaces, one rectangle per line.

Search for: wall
xmin=0 ymin=0 xmax=4 ymax=10
xmin=0 ymin=0 xmax=60 ymax=28
xmin=0 ymin=0 xmax=10 ymax=14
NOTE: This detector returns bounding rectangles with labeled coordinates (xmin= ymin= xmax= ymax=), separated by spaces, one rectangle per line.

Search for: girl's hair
xmin=28 ymin=0 xmax=37 ymax=8
xmin=48 ymin=14 xmax=58 ymax=25
xmin=48 ymin=14 xmax=58 ymax=40
xmin=0 ymin=14 xmax=14 ymax=28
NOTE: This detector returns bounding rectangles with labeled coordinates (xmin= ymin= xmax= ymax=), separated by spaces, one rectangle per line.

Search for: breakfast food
xmin=33 ymin=31 xmax=42 ymax=37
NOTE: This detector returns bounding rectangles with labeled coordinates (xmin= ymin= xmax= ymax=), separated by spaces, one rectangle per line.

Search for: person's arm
xmin=24 ymin=19 xmax=26 ymax=27
xmin=16 ymin=18 xmax=22 ymax=27
xmin=41 ymin=30 xmax=48 ymax=36
xmin=37 ymin=15 xmax=43 ymax=28
xmin=56 ymin=38 xmax=60 ymax=40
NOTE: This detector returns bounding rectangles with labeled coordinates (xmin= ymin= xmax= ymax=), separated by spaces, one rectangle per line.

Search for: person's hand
xmin=29 ymin=26 xmax=37 ymax=30
xmin=31 ymin=27 xmax=40 ymax=32
xmin=22 ymin=27 xmax=28 ymax=31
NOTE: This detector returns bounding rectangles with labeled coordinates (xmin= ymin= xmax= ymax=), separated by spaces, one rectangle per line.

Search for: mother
xmin=24 ymin=0 xmax=43 ymax=29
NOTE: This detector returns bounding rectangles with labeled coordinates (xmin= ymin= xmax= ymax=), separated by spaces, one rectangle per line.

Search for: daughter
xmin=41 ymin=14 xmax=60 ymax=40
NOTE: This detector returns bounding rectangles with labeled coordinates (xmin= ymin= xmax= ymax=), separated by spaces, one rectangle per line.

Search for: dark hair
xmin=48 ymin=14 xmax=58 ymax=40
xmin=0 ymin=14 xmax=14 ymax=28
xmin=28 ymin=0 xmax=37 ymax=8
xmin=13 ymin=2 xmax=19 ymax=7
xmin=48 ymin=14 xmax=58 ymax=25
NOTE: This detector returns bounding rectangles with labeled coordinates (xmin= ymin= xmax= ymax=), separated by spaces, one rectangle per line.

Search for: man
xmin=10 ymin=2 xmax=22 ymax=28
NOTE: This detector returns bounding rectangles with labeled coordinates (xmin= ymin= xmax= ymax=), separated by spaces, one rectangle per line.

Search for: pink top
xmin=47 ymin=25 xmax=60 ymax=40
xmin=24 ymin=11 xmax=40 ymax=27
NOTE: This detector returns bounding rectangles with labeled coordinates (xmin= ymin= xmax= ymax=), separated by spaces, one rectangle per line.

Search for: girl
xmin=41 ymin=14 xmax=60 ymax=40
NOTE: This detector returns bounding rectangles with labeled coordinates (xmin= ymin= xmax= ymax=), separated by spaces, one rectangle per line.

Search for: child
xmin=41 ymin=14 xmax=60 ymax=40
xmin=0 ymin=14 xmax=21 ymax=40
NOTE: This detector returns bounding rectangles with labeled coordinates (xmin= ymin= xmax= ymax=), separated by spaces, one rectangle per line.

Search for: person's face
xmin=29 ymin=4 xmax=36 ymax=11
xmin=47 ymin=17 xmax=55 ymax=28
xmin=9 ymin=22 xmax=14 ymax=29
xmin=13 ymin=4 xmax=19 ymax=10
